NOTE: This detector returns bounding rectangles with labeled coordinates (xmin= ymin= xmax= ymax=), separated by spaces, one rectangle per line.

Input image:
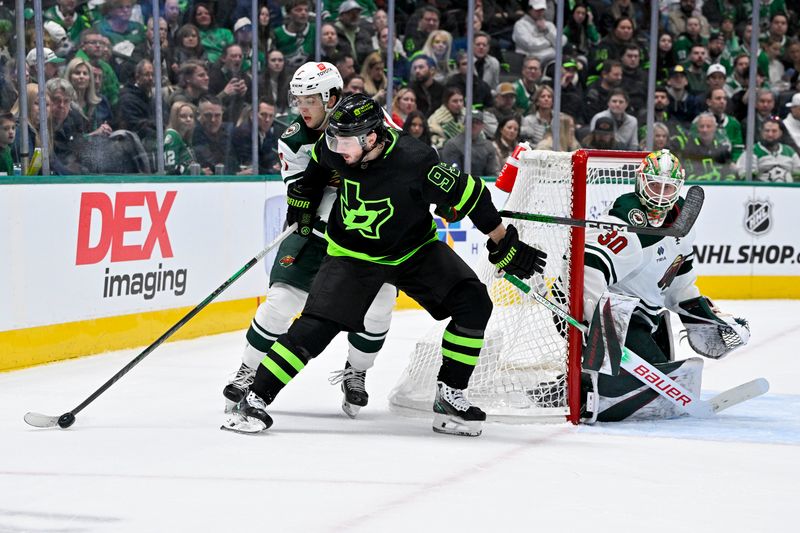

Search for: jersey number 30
xmin=597 ymin=229 xmax=628 ymax=254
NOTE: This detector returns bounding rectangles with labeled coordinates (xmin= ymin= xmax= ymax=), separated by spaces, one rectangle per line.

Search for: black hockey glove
xmin=487 ymin=224 xmax=547 ymax=279
xmin=286 ymin=182 xmax=319 ymax=237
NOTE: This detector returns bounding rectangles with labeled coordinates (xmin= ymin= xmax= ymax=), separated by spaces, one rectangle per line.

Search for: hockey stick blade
xmin=23 ymin=224 xmax=297 ymax=430
xmin=709 ymin=377 xmax=769 ymax=414
xmin=499 ymin=185 xmax=705 ymax=238
xmin=667 ymin=185 xmax=704 ymax=238
xmin=24 ymin=412 xmax=58 ymax=428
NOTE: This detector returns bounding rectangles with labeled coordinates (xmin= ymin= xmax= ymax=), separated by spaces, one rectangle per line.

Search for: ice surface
xmin=1 ymin=301 xmax=797 ymax=532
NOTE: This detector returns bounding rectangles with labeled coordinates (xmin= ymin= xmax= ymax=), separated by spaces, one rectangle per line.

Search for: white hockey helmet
xmin=290 ymin=61 xmax=343 ymax=106
xmin=636 ymin=149 xmax=685 ymax=227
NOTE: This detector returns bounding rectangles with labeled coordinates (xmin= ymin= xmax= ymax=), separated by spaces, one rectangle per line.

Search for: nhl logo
xmin=744 ymin=200 xmax=771 ymax=236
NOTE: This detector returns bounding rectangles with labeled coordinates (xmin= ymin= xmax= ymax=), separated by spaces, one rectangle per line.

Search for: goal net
xmin=389 ymin=149 xmax=647 ymax=423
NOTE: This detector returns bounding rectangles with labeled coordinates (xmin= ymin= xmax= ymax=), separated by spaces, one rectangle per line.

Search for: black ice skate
xmin=220 ymin=391 xmax=273 ymax=434
xmin=222 ymin=362 xmax=256 ymax=410
xmin=432 ymin=381 xmax=486 ymax=437
xmin=329 ymin=362 xmax=368 ymax=418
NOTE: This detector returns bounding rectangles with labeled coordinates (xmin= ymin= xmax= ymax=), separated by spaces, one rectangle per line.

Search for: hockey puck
xmin=57 ymin=413 xmax=76 ymax=428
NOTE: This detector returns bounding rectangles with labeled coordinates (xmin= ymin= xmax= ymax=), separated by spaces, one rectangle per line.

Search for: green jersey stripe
xmin=272 ymin=341 xmax=305 ymax=372
xmin=442 ymin=348 xmax=479 ymax=366
xmin=325 ymin=224 xmax=438 ymax=265
xmin=585 ymin=243 xmax=618 ymax=283
xmin=262 ymin=357 xmax=292 ymax=385
xmin=443 ymin=329 xmax=484 ymax=349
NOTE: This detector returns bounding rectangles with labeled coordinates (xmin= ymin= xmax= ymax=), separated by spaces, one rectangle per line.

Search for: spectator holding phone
xmin=209 ymin=43 xmax=251 ymax=122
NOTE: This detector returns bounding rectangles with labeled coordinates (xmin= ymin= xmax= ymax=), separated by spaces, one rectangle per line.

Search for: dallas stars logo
xmin=340 ymin=180 xmax=394 ymax=239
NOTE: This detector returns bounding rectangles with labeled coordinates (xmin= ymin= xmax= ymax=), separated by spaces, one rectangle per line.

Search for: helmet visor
xmin=325 ymin=131 xmax=364 ymax=159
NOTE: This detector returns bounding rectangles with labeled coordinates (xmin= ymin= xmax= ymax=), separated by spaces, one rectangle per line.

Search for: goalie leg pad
xmin=596 ymin=358 xmax=704 ymax=422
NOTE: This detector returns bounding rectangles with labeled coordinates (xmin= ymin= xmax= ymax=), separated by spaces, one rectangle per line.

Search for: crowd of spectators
xmin=1 ymin=0 xmax=799 ymax=181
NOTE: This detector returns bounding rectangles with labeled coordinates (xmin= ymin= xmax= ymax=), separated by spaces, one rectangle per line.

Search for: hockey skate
xmin=222 ymin=362 xmax=256 ymax=411
xmin=432 ymin=381 xmax=486 ymax=437
xmin=329 ymin=362 xmax=368 ymax=418
xmin=220 ymin=391 xmax=273 ymax=434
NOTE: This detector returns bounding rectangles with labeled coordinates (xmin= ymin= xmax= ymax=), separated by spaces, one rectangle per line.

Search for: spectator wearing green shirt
xmin=164 ymin=101 xmax=199 ymax=175
xmin=190 ymin=2 xmax=234 ymax=66
xmin=44 ymin=0 xmax=94 ymax=46
xmin=705 ymin=86 xmax=744 ymax=161
xmin=94 ymin=0 xmax=146 ymax=47
xmin=0 ymin=112 xmax=15 ymax=175
xmin=673 ymin=16 xmax=707 ymax=63
xmin=736 ymin=118 xmax=800 ymax=182
xmin=274 ymin=0 xmax=317 ymax=71
xmin=76 ymin=29 xmax=121 ymax=106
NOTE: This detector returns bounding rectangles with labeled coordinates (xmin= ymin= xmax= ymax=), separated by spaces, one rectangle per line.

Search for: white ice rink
xmin=2 ymin=300 xmax=798 ymax=533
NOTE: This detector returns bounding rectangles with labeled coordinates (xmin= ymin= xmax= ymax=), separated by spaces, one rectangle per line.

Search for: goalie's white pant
xmin=242 ymin=282 xmax=395 ymax=370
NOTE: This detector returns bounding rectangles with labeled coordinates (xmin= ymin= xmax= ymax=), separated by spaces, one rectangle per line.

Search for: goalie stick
xmin=502 ymin=273 xmax=769 ymax=418
xmin=23 ymin=223 xmax=299 ymax=430
xmin=500 ymin=185 xmax=705 ymax=238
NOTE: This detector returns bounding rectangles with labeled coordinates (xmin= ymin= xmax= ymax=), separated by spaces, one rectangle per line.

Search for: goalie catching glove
xmin=678 ymin=296 xmax=750 ymax=359
xmin=487 ymin=224 xmax=547 ymax=279
xmin=286 ymin=182 xmax=322 ymax=237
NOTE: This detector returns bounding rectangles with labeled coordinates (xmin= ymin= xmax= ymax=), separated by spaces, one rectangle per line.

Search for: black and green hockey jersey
xmin=302 ymin=129 xmax=501 ymax=265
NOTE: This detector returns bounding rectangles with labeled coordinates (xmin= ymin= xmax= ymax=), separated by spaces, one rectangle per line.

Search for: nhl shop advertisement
xmin=690 ymin=185 xmax=800 ymax=276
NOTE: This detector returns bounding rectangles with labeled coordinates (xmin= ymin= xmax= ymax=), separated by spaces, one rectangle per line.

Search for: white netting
xmin=389 ymin=150 xmax=646 ymax=422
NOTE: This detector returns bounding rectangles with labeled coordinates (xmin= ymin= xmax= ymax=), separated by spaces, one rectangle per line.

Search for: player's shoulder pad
xmin=608 ymin=192 xmax=648 ymax=228
xmin=279 ymin=119 xmax=318 ymax=151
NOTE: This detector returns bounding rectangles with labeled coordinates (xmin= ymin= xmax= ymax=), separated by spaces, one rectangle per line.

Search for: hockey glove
xmin=487 ymin=224 xmax=547 ymax=279
xmin=286 ymin=182 xmax=320 ymax=237
xmin=678 ymin=296 xmax=750 ymax=359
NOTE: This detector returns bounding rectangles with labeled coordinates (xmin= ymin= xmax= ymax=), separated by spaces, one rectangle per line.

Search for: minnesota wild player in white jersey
xmin=222 ymin=62 xmax=397 ymax=418
xmin=581 ymin=150 xmax=750 ymax=421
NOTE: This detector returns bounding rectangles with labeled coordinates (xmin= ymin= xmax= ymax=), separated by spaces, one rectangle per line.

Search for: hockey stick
xmin=24 ymin=223 xmax=299 ymax=430
xmin=502 ymin=273 xmax=768 ymax=418
xmin=500 ymin=185 xmax=705 ymax=238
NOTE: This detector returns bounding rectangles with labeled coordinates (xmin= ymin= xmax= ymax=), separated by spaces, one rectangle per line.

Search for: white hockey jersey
xmin=583 ymin=193 xmax=701 ymax=329
xmin=277 ymin=119 xmax=337 ymax=224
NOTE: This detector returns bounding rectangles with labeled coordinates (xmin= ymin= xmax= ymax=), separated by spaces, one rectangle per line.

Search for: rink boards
xmin=1 ymin=177 xmax=798 ymax=371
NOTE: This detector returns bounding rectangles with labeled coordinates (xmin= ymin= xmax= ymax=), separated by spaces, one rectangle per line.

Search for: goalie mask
xmin=636 ymin=149 xmax=685 ymax=227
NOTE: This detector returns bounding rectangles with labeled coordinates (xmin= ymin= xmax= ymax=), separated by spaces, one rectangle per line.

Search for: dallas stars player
xmin=581 ymin=149 xmax=750 ymax=421
xmin=222 ymin=62 xmax=397 ymax=419
xmin=226 ymin=93 xmax=547 ymax=436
